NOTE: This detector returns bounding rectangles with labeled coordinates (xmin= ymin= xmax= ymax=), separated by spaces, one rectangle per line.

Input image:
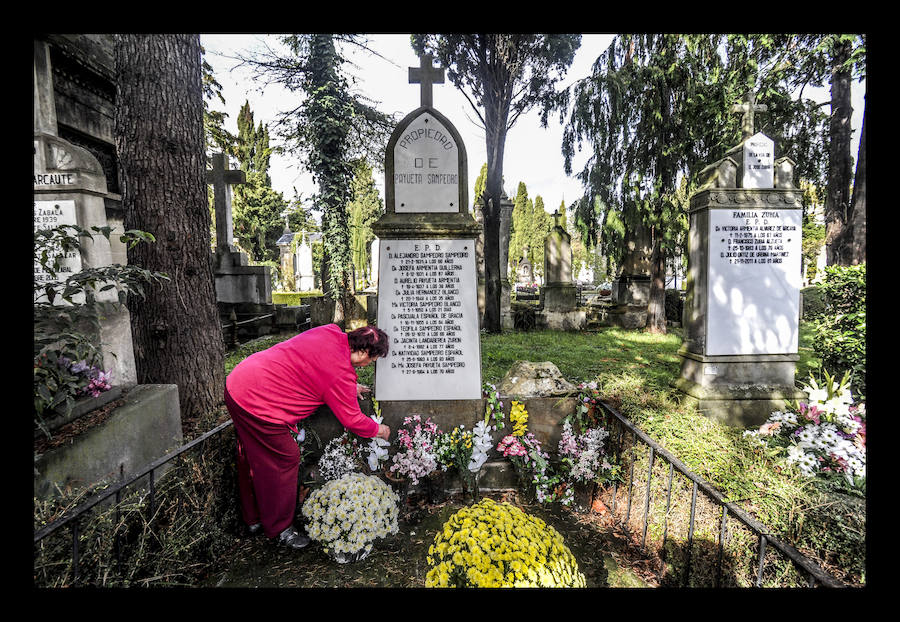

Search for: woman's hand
xmin=376 ymin=423 xmax=391 ymax=441
xmin=356 ymin=383 xmax=371 ymax=399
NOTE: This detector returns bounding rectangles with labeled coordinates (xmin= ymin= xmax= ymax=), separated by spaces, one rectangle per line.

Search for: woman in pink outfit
xmin=224 ymin=323 xmax=391 ymax=549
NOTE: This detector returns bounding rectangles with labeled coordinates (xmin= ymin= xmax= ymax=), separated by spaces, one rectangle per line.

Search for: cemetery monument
xmin=675 ymin=92 xmax=806 ymax=426
xmin=538 ymin=211 xmax=585 ymax=330
xmin=373 ymin=54 xmax=483 ymax=430
xmin=34 ymin=37 xmax=137 ymax=387
xmin=207 ymin=153 xmax=277 ymax=337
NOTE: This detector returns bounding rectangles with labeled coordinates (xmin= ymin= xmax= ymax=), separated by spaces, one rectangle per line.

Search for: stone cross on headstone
xmin=409 ymin=54 xmax=444 ymax=108
xmin=552 ymin=210 xmax=564 ymax=230
xmin=206 ymin=153 xmax=245 ymax=254
xmin=731 ymin=90 xmax=768 ymax=141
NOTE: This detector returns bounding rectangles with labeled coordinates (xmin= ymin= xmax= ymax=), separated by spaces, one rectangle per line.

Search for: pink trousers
xmin=225 ymin=388 xmax=300 ymax=538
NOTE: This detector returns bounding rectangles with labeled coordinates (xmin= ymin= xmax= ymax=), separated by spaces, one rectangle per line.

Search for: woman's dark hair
xmin=347 ymin=325 xmax=389 ymax=358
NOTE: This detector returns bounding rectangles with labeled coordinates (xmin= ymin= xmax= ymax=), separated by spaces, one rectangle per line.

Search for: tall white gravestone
xmin=373 ymin=54 xmax=483 ymax=428
xmin=676 ymin=94 xmax=805 ymax=426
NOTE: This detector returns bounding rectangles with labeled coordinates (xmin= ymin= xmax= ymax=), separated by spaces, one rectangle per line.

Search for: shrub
xmin=272 ymin=291 xmax=323 ymax=306
xmin=801 ymin=285 xmax=826 ymax=320
xmin=812 ymin=264 xmax=866 ymax=397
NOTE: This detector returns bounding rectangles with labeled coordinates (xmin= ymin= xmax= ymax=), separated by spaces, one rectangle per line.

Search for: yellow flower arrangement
xmin=510 ymin=401 xmax=528 ymax=437
xmin=425 ymin=498 xmax=586 ymax=588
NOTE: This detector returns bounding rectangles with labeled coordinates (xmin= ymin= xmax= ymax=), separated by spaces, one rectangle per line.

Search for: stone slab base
xmin=537 ymin=309 xmax=587 ymax=331
xmin=607 ymin=305 xmax=648 ymax=329
xmin=674 ymin=376 xmax=806 ymax=428
xmin=34 ymin=384 xmax=183 ymax=499
xmin=679 ymin=393 xmax=793 ymax=428
xmin=375 ymin=399 xmax=484 ymax=436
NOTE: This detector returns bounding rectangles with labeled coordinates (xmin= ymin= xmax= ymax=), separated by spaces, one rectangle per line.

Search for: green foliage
xmin=812 ymin=264 xmax=866 ymax=397
xmin=271 ymin=290 xmax=324 ymax=306
xmin=802 ymin=220 xmax=826 ymax=281
xmin=473 ymin=163 xmax=487 ymax=203
xmin=33 ymin=224 xmax=168 ymax=435
xmin=347 ymin=159 xmax=384 ymax=288
xmin=508 ymin=183 xmax=553 ymax=279
xmin=200 ymin=44 xmax=236 ymax=159
xmin=230 ymin=102 xmax=290 ymax=263
xmin=230 ymin=35 xmax=395 ymax=310
xmin=801 ymin=285 xmax=826 ymax=320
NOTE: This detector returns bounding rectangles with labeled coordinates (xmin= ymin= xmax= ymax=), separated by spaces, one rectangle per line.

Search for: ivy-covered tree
xmin=234 ymin=34 xmax=395 ymax=325
xmin=412 ymin=34 xmax=581 ymax=332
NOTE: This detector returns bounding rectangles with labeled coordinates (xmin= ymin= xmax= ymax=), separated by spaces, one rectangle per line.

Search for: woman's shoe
xmin=277 ymin=526 xmax=310 ymax=549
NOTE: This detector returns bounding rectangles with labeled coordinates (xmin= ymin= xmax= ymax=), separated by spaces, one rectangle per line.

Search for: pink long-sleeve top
xmin=225 ymin=323 xmax=379 ymax=438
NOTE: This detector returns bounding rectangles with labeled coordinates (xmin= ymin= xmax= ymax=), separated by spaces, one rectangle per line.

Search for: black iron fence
xmin=34 ymin=420 xmax=234 ymax=585
xmin=594 ymin=398 xmax=846 ymax=588
xmin=221 ymin=306 xmax=311 ymax=349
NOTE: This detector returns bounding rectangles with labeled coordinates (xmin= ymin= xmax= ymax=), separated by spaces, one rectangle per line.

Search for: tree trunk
xmin=116 ymin=34 xmax=225 ymax=424
xmin=482 ymin=81 xmax=511 ymax=334
xmin=646 ymin=230 xmax=667 ymax=334
xmin=824 ymin=37 xmax=854 ymax=266
xmin=848 ymin=92 xmax=866 ymax=265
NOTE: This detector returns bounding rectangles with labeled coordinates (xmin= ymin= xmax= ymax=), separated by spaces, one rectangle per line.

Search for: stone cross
xmin=552 ymin=210 xmax=564 ymax=230
xmin=409 ymin=54 xmax=444 ymax=108
xmin=731 ymin=90 xmax=768 ymax=141
xmin=206 ymin=153 xmax=245 ymax=253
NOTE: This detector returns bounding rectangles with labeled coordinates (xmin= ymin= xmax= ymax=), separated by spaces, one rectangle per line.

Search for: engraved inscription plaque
xmin=376 ymin=238 xmax=480 ymax=400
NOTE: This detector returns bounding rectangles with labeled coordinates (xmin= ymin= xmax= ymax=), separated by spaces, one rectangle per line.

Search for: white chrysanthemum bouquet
xmin=317 ymin=433 xmax=364 ymax=482
xmin=301 ymin=472 xmax=400 ymax=562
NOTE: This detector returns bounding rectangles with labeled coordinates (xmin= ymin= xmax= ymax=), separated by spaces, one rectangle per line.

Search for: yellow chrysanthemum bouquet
xmin=302 ymin=472 xmax=400 ymax=563
xmin=425 ymin=498 xmax=586 ymax=587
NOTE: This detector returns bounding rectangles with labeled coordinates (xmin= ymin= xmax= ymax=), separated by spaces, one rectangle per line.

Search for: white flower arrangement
xmin=468 ymin=420 xmax=494 ymax=473
xmin=558 ymin=420 xmax=611 ymax=483
xmin=747 ymin=371 xmax=866 ymax=486
xmin=317 ymin=433 xmax=363 ymax=482
xmin=301 ymin=472 xmax=400 ymax=561
xmin=364 ymin=414 xmax=391 ymax=472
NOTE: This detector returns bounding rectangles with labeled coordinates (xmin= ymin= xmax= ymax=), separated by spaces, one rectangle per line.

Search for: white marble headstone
xmin=392 ymin=112 xmax=460 ymax=213
xmin=707 ymin=208 xmax=801 ymax=355
xmin=295 ymin=236 xmax=315 ymax=292
xmin=375 ymin=237 xmax=480 ymax=400
xmin=742 ymin=132 xmax=775 ymax=189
